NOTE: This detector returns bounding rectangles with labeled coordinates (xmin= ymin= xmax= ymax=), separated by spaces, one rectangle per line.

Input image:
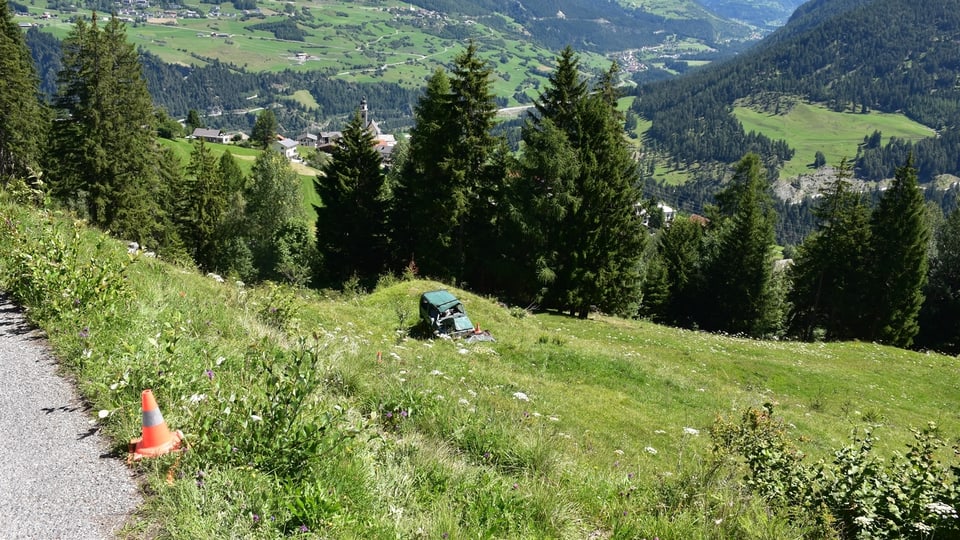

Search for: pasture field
xmin=734 ymin=101 xmax=936 ymax=178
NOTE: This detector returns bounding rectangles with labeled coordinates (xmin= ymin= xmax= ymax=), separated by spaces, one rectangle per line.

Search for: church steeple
xmin=360 ymin=97 xmax=369 ymax=127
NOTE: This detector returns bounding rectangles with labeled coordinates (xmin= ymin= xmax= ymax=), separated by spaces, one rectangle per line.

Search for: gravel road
xmin=0 ymin=294 xmax=142 ymax=539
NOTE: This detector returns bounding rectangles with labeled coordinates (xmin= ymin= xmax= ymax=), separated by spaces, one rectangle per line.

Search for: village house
xmin=271 ymin=137 xmax=299 ymax=160
xmin=190 ymin=127 xmax=231 ymax=144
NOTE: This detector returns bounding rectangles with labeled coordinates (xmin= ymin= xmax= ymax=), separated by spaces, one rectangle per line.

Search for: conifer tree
xmin=788 ymin=159 xmax=872 ymax=340
xmin=0 ymin=0 xmax=46 ymax=181
xmin=642 ymin=217 xmax=707 ymax=326
xmin=448 ymin=41 xmax=506 ymax=287
xmin=47 ymin=14 xmax=162 ymax=246
xmin=390 ymin=68 xmax=456 ymax=278
xmin=917 ymin=205 xmax=960 ymax=353
xmin=865 ymin=155 xmax=929 ymax=347
xmin=179 ymin=139 xmax=227 ymax=269
xmin=251 ymin=109 xmax=278 ymax=149
xmin=704 ymin=153 xmax=777 ymax=335
xmin=512 ymin=116 xmax=580 ymax=302
xmin=568 ymin=66 xmax=645 ymax=317
xmin=315 ymin=110 xmax=389 ymax=285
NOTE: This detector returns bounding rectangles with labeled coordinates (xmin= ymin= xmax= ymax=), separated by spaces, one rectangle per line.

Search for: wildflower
xmin=458 ymin=398 xmax=470 ymax=406
xmin=188 ymin=393 xmax=206 ymax=403
xmin=683 ymin=427 xmax=700 ymax=436
xmin=205 ymin=369 xmax=215 ymax=380
xmin=216 ymin=356 xmax=226 ymax=366
xmin=458 ymin=348 xmax=469 ymax=354
xmin=299 ymin=525 xmax=309 ymax=533
xmin=250 ymin=414 xmax=262 ymax=422
xmin=400 ymin=410 xmax=408 ymax=418
xmin=385 ymin=411 xmax=393 ymax=419
xmin=513 ymin=391 xmax=530 ymax=402
xmin=645 ymin=446 xmax=658 ymax=455
xmin=252 ymin=514 xmax=260 ymax=523
xmin=430 ymin=369 xmax=443 ymax=376
xmin=853 ymin=516 xmax=873 ymax=527
xmin=614 ymin=449 xmax=625 ymax=455
xmin=79 ymin=327 xmax=89 ymax=339
xmin=98 ymin=409 xmax=111 ymax=419
xmin=483 ymin=452 xmax=492 ymax=460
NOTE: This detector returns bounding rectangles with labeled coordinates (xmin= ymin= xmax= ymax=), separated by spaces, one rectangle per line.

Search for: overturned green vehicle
xmin=418 ymin=290 xmax=494 ymax=341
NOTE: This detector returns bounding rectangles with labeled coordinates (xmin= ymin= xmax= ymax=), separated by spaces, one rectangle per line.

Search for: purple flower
xmin=79 ymin=327 xmax=89 ymax=339
xmin=252 ymin=514 xmax=260 ymax=523
xmin=205 ymin=369 xmax=214 ymax=380
xmin=400 ymin=410 xmax=408 ymax=418
xmin=385 ymin=411 xmax=393 ymax=419
xmin=299 ymin=524 xmax=309 ymax=533
xmin=483 ymin=452 xmax=491 ymax=460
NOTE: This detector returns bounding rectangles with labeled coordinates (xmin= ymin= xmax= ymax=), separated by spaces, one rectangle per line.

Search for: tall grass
xmin=0 ymin=194 xmax=957 ymax=538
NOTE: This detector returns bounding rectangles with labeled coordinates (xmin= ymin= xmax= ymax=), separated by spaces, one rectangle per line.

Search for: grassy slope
xmin=734 ymin=101 xmax=935 ymax=178
xmin=1 ymin=198 xmax=957 ymax=537
xmin=157 ymin=138 xmax=322 ymax=218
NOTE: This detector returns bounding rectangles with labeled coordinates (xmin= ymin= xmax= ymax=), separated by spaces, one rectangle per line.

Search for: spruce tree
xmin=48 ymin=14 xmax=162 ymax=246
xmin=865 ymin=154 xmax=929 ymax=347
xmin=788 ymin=159 xmax=872 ymax=340
xmin=315 ymin=110 xmax=389 ymax=285
xmin=644 ymin=216 xmax=707 ymax=326
xmin=390 ymin=68 xmax=457 ymax=278
xmin=0 ymin=0 xmax=46 ymax=181
xmin=568 ymin=66 xmax=645 ymax=318
xmin=179 ymin=139 xmax=227 ymax=270
xmin=512 ymin=116 xmax=580 ymax=303
xmin=448 ymin=41 xmax=506 ymax=287
xmin=704 ymin=153 xmax=777 ymax=335
xmin=251 ymin=109 xmax=278 ymax=149
xmin=917 ymin=205 xmax=960 ymax=353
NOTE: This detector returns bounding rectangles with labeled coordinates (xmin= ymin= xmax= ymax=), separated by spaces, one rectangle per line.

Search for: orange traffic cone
xmin=130 ymin=389 xmax=183 ymax=461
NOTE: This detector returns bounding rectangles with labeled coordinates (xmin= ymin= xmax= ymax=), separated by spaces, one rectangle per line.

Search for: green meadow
xmin=734 ymin=101 xmax=936 ymax=177
xmin=1 ymin=193 xmax=957 ymax=538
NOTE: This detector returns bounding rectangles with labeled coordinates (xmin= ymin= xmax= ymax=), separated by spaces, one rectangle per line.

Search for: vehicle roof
xmin=420 ymin=289 xmax=462 ymax=311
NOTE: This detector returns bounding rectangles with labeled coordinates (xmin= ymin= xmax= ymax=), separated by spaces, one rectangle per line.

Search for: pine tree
xmin=47 ymin=14 xmax=162 ymax=246
xmin=704 ymin=153 xmax=777 ymax=335
xmin=644 ymin=216 xmax=707 ymax=326
xmin=390 ymin=68 xmax=457 ymax=278
xmin=251 ymin=109 xmax=278 ymax=149
xmin=448 ymin=41 xmax=505 ymax=287
xmin=179 ymin=139 xmax=227 ymax=269
xmin=788 ymin=158 xmax=872 ymax=340
xmin=865 ymin=154 xmax=929 ymax=347
xmin=0 ymin=0 xmax=46 ymax=181
xmin=568 ymin=65 xmax=645 ymax=318
xmin=512 ymin=115 xmax=580 ymax=303
xmin=917 ymin=204 xmax=960 ymax=353
xmin=315 ymin=110 xmax=389 ymax=285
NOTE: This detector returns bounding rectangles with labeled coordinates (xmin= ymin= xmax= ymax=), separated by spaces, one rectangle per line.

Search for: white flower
xmin=458 ymin=348 xmax=469 ymax=355
xmin=927 ymin=502 xmax=957 ymax=517
xmin=250 ymin=414 xmax=262 ymax=422
xmin=216 ymin=356 xmax=226 ymax=366
xmin=98 ymin=409 xmax=111 ymax=419
xmin=430 ymin=369 xmax=443 ymax=376
xmin=654 ymin=429 xmax=666 ymax=434
xmin=513 ymin=391 xmax=530 ymax=402
xmin=853 ymin=516 xmax=873 ymax=527
xmin=683 ymin=427 xmax=700 ymax=436
xmin=458 ymin=398 xmax=470 ymax=406
xmin=614 ymin=449 xmax=625 ymax=455
xmin=390 ymin=352 xmax=401 ymax=360
xmin=645 ymin=446 xmax=658 ymax=455
xmin=223 ymin=406 xmax=231 ymax=415
xmin=548 ymin=415 xmax=559 ymax=422
xmin=188 ymin=393 xmax=206 ymax=403
xmin=468 ymin=389 xmax=477 ymax=397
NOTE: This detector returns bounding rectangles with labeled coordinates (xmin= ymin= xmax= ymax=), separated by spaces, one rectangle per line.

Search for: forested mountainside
xmin=696 ymin=0 xmax=806 ymax=29
xmin=402 ymin=0 xmax=754 ymax=51
xmin=634 ymin=0 xmax=960 ymax=184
